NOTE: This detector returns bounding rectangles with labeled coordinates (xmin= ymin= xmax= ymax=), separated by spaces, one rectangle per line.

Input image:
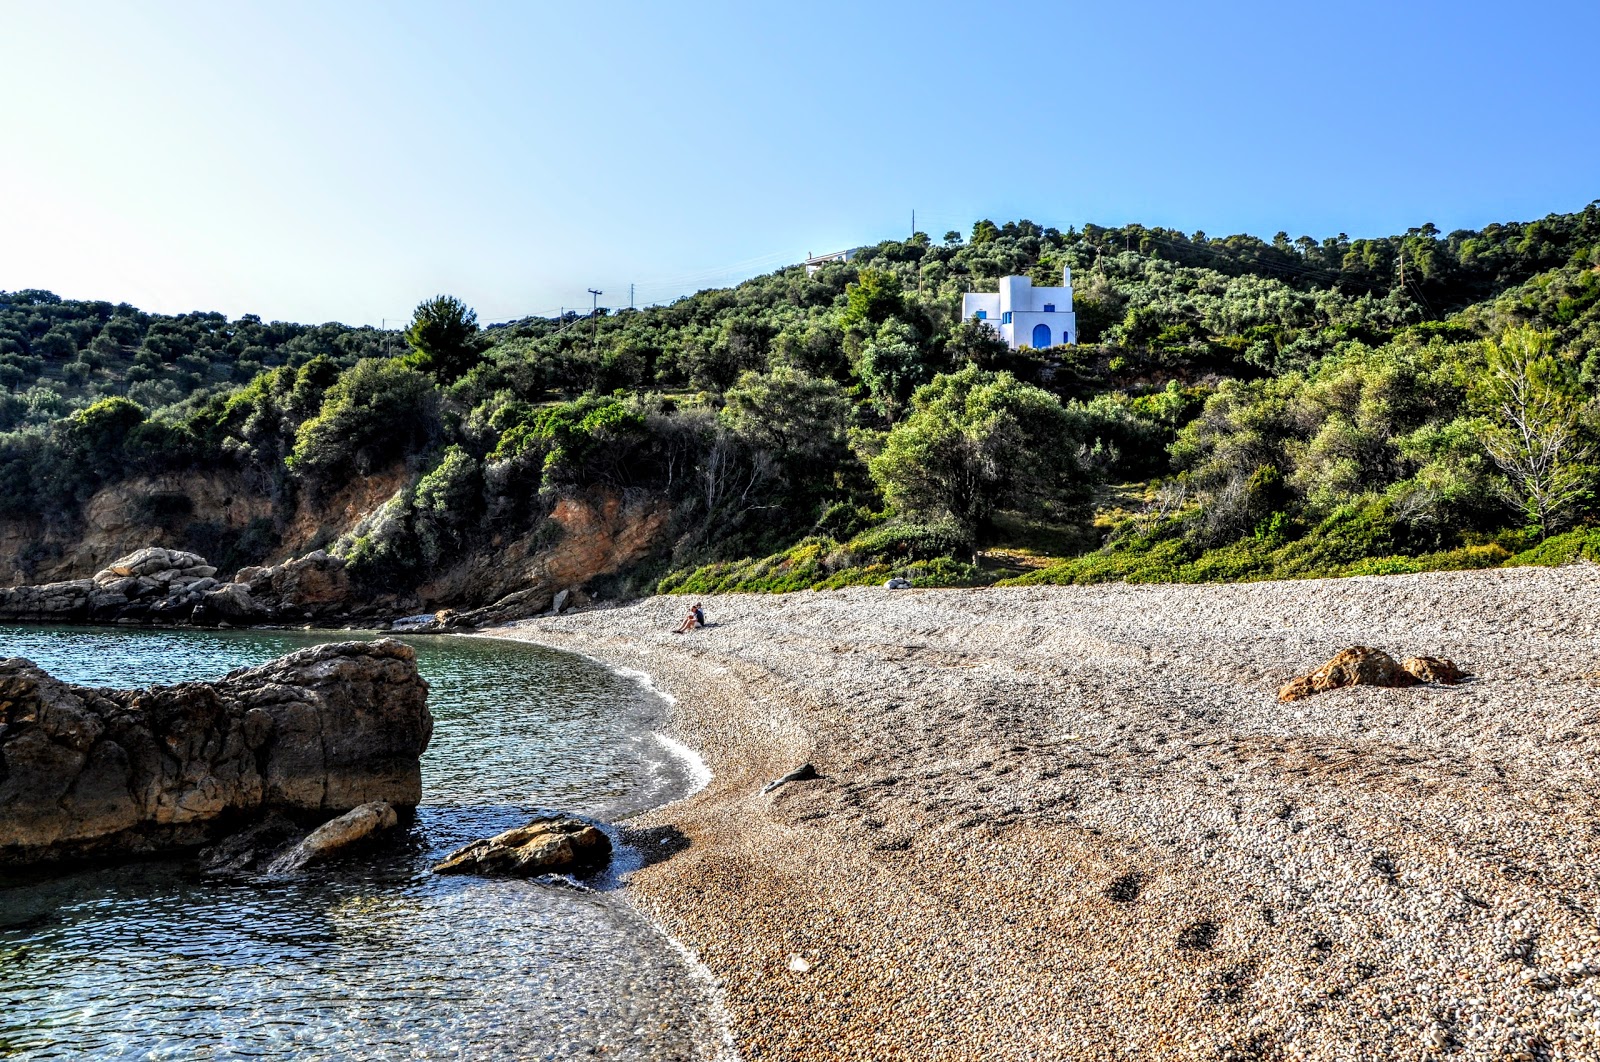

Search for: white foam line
xmin=652 ymin=921 xmax=745 ymax=1062
xmin=463 ymin=631 xmax=735 ymax=1058
xmin=562 ymin=659 xmax=716 ymax=804
xmin=651 ymin=729 xmax=714 ymax=798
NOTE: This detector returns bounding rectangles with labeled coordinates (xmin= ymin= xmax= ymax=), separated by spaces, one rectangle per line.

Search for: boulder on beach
xmin=1401 ymin=655 xmax=1466 ymax=685
xmin=0 ymin=640 xmax=432 ymax=868
xmin=432 ymin=815 xmax=612 ymax=878
xmin=1278 ymin=645 xmax=1463 ymax=702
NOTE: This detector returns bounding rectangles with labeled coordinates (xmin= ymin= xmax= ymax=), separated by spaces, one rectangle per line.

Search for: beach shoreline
xmin=487 ymin=566 xmax=1600 ymax=1060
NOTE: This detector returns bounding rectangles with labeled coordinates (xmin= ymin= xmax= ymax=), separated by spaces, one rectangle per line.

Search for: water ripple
xmin=0 ymin=625 xmax=718 ymax=1061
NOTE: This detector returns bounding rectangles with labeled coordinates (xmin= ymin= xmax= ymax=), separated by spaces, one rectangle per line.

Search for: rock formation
xmin=0 ymin=547 xmax=357 ymax=626
xmin=1278 ymin=645 xmax=1464 ymax=702
xmin=191 ymin=549 xmax=354 ymax=626
xmin=0 ymin=640 xmax=432 ymax=867
xmin=432 ymin=815 xmax=612 ymax=877
xmin=262 ymin=801 xmax=399 ymax=875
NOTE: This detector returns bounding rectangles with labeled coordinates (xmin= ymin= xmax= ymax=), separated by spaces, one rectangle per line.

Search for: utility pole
xmin=911 ymin=208 xmax=915 ymax=238
xmin=630 ymin=283 xmax=635 ymax=310
xmin=588 ymin=288 xmax=603 ymax=345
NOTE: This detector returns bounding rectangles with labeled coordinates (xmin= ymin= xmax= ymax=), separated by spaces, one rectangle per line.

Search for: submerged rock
xmin=0 ymin=640 xmax=432 ymax=868
xmin=432 ymin=815 xmax=612 ymax=878
xmin=264 ymin=801 xmax=399 ymax=875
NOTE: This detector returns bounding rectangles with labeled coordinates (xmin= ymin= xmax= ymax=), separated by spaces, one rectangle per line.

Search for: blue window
xmin=1043 ymin=303 xmax=1056 ymax=312
xmin=974 ymin=309 xmax=986 ymax=320
xmin=1031 ymin=323 xmax=1051 ymax=348
xmin=1002 ymin=311 xmax=1013 ymax=325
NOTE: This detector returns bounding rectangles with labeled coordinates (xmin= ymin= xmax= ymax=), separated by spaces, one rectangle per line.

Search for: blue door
xmin=1031 ymin=323 xmax=1051 ymax=348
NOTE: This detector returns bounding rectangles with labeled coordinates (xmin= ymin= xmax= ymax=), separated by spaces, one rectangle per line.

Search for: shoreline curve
xmin=482 ymin=565 xmax=1600 ymax=1060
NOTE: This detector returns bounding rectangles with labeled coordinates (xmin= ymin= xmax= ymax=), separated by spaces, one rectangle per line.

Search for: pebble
xmin=496 ymin=564 xmax=1600 ymax=1060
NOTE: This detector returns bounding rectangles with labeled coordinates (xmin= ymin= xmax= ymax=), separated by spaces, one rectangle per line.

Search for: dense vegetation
xmin=5 ymin=200 xmax=1600 ymax=596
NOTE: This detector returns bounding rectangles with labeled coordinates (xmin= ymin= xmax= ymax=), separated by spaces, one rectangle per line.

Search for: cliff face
xmin=0 ymin=471 xmax=274 ymax=586
xmin=0 ymin=639 xmax=432 ymax=867
xmin=0 ymin=464 xmax=409 ymax=589
xmin=416 ymin=490 xmax=670 ymax=610
xmin=0 ymin=465 xmax=673 ymax=623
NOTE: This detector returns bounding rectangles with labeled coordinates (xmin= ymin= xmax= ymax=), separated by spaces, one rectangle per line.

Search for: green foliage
xmin=287 ymin=358 xmax=438 ymax=482
xmin=657 ymin=535 xmax=984 ymax=595
xmin=403 ymin=295 xmax=483 ymax=383
xmin=869 ymin=367 xmax=1092 ymax=544
xmin=487 ymin=394 xmax=650 ymax=489
xmin=8 ymin=202 xmax=1600 ymax=597
xmin=840 ymin=269 xmax=906 ymax=334
xmin=1473 ymin=325 xmax=1594 ymax=537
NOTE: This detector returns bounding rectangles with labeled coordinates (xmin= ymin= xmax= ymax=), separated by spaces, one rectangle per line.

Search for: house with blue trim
xmin=960 ymin=267 xmax=1076 ymax=349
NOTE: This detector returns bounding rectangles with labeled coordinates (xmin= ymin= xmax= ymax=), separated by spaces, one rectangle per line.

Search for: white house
xmin=804 ymin=248 xmax=857 ymax=276
xmin=960 ymin=267 xmax=1077 ymax=349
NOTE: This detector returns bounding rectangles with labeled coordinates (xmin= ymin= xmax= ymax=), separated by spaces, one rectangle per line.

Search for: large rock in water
xmin=0 ymin=639 xmax=432 ymax=867
xmin=432 ymin=815 xmax=612 ymax=878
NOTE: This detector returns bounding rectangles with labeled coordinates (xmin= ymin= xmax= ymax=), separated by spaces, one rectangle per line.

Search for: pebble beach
xmin=492 ymin=565 xmax=1600 ymax=1060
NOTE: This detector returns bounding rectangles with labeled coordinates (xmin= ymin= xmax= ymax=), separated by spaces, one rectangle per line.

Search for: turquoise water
xmin=0 ymin=626 xmax=723 ymax=1061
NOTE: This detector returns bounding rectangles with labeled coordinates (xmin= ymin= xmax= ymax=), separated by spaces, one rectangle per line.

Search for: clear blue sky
xmin=2 ymin=1 xmax=1596 ymax=326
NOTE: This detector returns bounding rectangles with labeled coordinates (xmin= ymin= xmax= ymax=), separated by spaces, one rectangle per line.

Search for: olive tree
xmin=869 ymin=366 xmax=1092 ymax=548
xmin=1475 ymin=326 xmax=1593 ymax=538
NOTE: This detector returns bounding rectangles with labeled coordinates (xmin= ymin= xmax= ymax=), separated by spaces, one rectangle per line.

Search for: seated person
xmin=672 ymin=603 xmax=706 ymax=634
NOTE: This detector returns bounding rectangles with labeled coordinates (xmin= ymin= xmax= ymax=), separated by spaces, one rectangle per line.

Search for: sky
xmin=1 ymin=0 xmax=1597 ymax=327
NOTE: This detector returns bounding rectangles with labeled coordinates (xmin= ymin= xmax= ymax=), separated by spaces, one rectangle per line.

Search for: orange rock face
xmin=1278 ymin=646 xmax=1466 ymax=702
xmin=1401 ymin=655 xmax=1466 ymax=685
xmin=1278 ymin=646 xmax=1416 ymax=702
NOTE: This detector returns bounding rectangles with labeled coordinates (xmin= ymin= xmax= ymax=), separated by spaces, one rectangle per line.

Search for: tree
xmin=404 ymin=295 xmax=483 ymax=382
xmin=63 ymin=396 xmax=145 ymax=478
xmin=943 ymin=318 xmax=1010 ymax=370
xmin=858 ymin=322 xmax=928 ymax=424
xmin=722 ymin=366 xmax=850 ymax=472
xmin=869 ymin=366 xmax=1092 ymax=547
xmin=287 ymin=358 xmax=439 ymax=482
xmin=840 ymin=269 xmax=906 ymax=333
xmin=1474 ymin=326 xmax=1593 ymax=538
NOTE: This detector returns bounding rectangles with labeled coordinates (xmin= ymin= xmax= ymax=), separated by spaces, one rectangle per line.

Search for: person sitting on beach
xmin=672 ymin=603 xmax=705 ymax=634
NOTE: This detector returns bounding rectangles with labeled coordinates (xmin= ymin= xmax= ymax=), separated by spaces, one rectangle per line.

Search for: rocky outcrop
xmin=1401 ymin=655 xmax=1466 ymax=685
xmin=432 ymin=815 xmax=612 ymax=878
xmin=191 ymin=550 xmax=354 ymax=626
xmin=0 ymin=547 xmax=222 ymax=623
xmin=1278 ymin=646 xmax=1464 ymax=702
xmin=0 ymin=546 xmax=359 ymax=626
xmin=0 ymin=640 xmax=432 ymax=867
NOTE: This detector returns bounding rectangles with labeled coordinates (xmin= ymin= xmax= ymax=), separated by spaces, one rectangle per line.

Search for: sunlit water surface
xmin=0 ymin=626 xmax=722 ymax=1061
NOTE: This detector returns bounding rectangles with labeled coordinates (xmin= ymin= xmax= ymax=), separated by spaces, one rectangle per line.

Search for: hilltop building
xmin=961 ymin=267 xmax=1077 ymax=349
xmin=804 ymin=248 xmax=857 ymax=275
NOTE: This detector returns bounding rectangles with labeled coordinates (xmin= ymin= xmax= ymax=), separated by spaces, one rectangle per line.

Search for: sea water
xmin=0 ymin=625 xmax=726 ymax=1061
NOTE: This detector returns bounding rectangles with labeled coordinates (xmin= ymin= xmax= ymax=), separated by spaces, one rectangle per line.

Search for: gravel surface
xmin=490 ymin=565 xmax=1600 ymax=1061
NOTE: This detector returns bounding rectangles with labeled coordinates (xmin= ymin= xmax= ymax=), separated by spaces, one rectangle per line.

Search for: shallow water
xmin=0 ymin=626 xmax=723 ymax=1061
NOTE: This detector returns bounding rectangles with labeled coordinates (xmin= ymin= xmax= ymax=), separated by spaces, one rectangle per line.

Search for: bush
xmin=287 ymin=359 xmax=438 ymax=483
xmin=847 ymin=519 xmax=972 ymax=562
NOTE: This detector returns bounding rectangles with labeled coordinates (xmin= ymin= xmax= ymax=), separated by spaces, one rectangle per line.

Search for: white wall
xmin=966 ymin=275 xmax=1076 ymax=348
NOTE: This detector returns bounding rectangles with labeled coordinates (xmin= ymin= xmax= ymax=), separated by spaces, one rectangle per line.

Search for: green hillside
xmin=5 ymin=201 xmax=1600 ymax=595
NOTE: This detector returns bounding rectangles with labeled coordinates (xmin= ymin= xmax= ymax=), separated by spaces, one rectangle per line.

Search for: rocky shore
xmin=490 ymin=566 xmax=1600 ymax=1061
xmin=0 ymin=639 xmax=431 ymax=867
